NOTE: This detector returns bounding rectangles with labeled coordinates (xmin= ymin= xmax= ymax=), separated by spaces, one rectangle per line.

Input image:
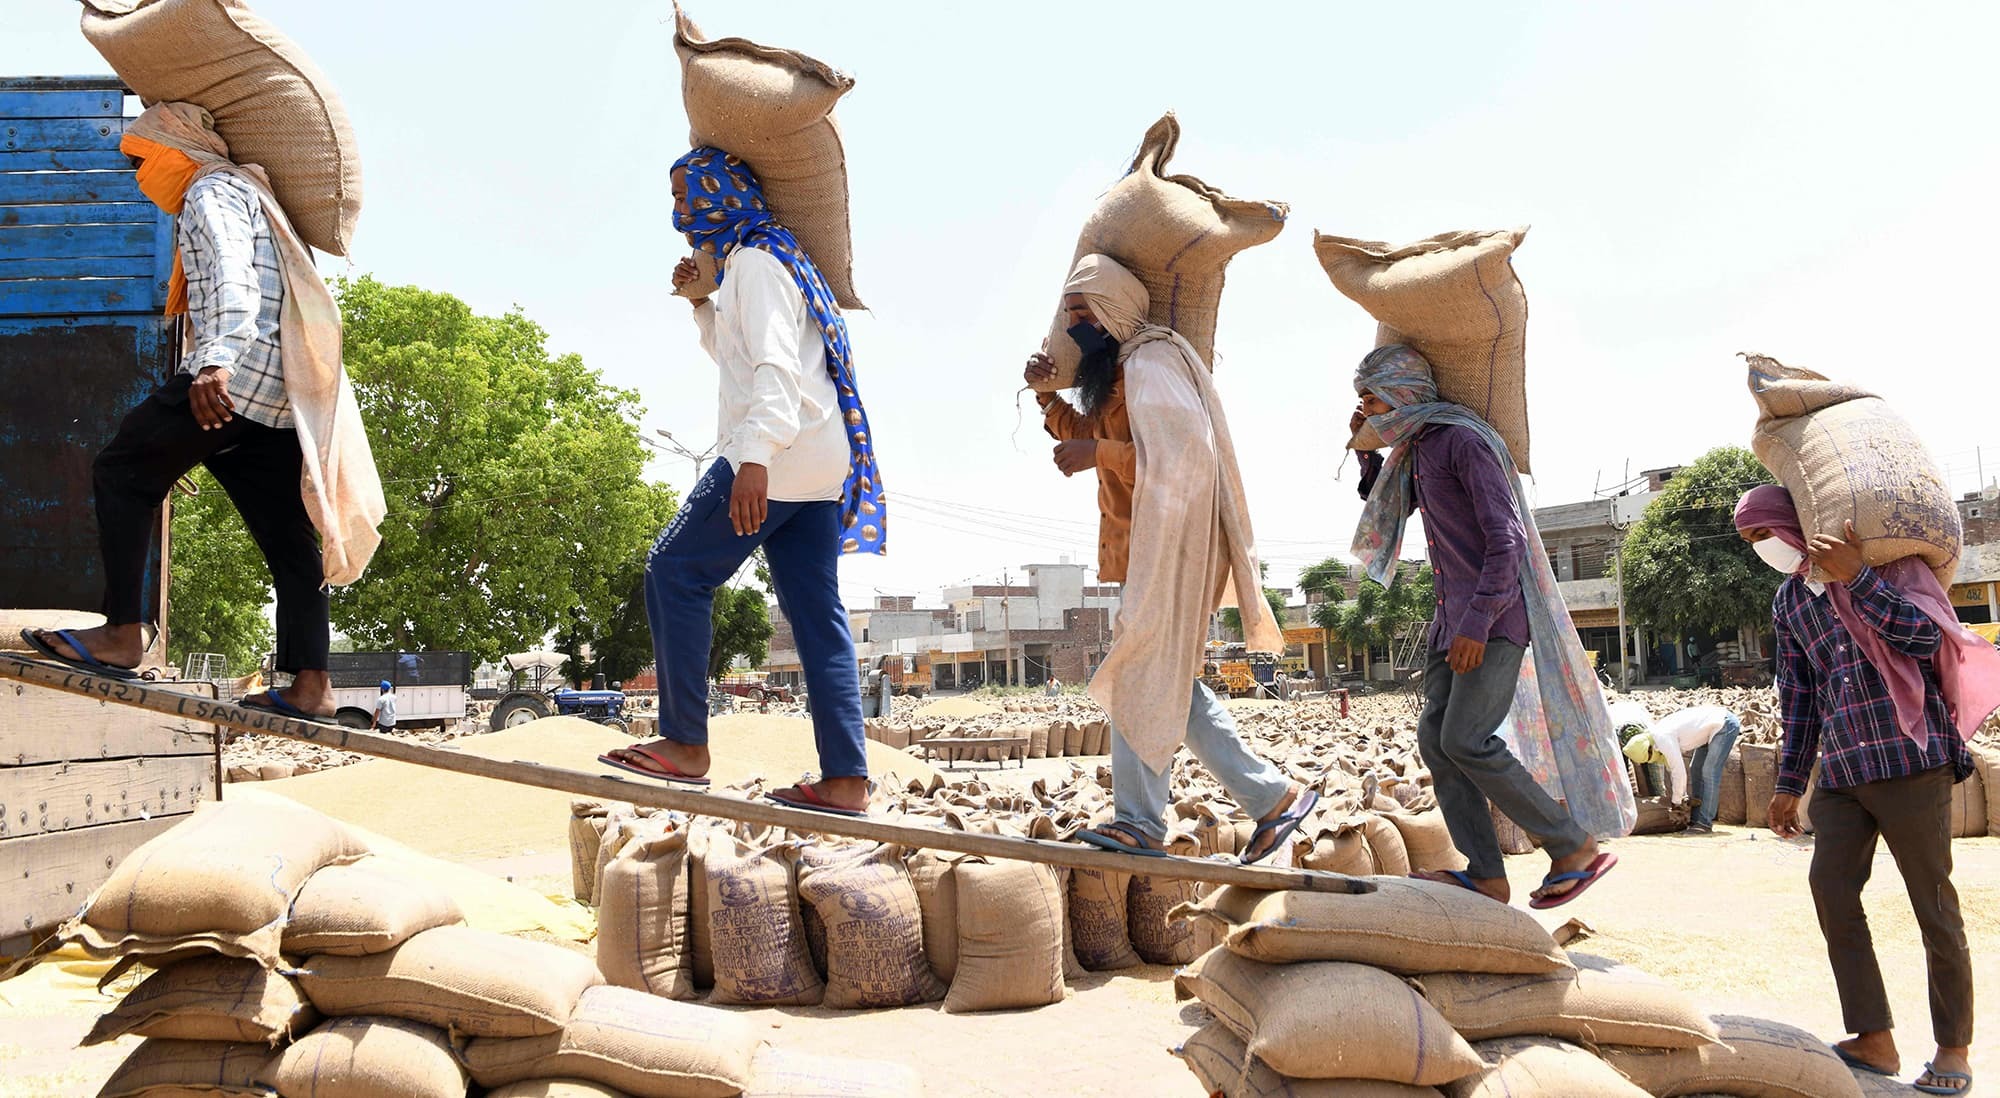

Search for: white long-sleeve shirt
xmin=1645 ymin=705 xmax=1736 ymax=803
xmin=691 ymin=247 xmax=849 ymax=502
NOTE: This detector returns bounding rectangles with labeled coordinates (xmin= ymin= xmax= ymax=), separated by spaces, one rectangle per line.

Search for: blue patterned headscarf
xmin=672 ymin=147 xmax=886 ymax=555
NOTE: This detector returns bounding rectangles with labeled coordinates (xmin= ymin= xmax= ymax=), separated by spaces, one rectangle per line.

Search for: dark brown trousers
xmin=1808 ymin=764 xmax=1974 ymax=1047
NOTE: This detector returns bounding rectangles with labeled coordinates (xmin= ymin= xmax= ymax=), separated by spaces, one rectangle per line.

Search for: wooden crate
xmin=0 ymin=676 xmax=219 ymax=947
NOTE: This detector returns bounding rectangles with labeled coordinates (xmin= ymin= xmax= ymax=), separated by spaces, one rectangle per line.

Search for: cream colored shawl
xmin=127 ymin=104 xmax=383 ymax=585
xmin=1071 ymin=256 xmax=1277 ymax=773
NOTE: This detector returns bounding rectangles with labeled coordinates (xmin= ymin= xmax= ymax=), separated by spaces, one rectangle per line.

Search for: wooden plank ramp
xmin=0 ymin=655 xmax=1371 ymax=894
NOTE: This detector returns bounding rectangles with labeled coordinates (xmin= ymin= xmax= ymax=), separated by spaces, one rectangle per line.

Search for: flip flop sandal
xmin=766 ymin=783 xmax=869 ymax=818
xmin=1071 ymin=823 xmax=1169 ymax=858
xmin=1528 ymin=852 xmax=1619 ymax=910
xmin=1831 ymin=1045 xmax=1896 ymax=1077
xmin=1915 ymin=1064 xmax=1973 ymax=1096
xmin=1413 ymin=869 xmax=1492 ymax=896
xmin=598 ymin=745 xmax=712 ymax=786
xmin=237 ymin=690 xmax=334 ymax=721
xmin=1241 ymin=788 xmax=1320 ymax=866
xmin=21 ymin=628 xmax=139 ymax=681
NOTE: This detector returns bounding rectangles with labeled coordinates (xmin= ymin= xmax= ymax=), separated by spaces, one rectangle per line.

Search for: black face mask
xmin=1067 ymin=321 xmax=1114 ymax=359
xmin=1068 ymin=322 xmax=1119 ymax=417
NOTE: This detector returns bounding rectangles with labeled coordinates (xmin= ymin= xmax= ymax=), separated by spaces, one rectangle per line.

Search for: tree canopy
xmin=1620 ymin=446 xmax=1779 ymax=638
xmin=167 ymin=470 xmax=273 ymax=673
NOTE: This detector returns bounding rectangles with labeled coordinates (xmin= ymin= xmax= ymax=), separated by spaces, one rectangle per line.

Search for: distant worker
xmin=1618 ymin=705 xmax=1742 ymax=833
xmin=1045 ymin=675 xmax=1063 ymax=697
xmin=374 ymin=680 xmax=397 ymax=732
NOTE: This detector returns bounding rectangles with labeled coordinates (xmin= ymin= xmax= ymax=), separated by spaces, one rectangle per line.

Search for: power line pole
xmin=1000 ymin=570 xmax=1012 ymax=688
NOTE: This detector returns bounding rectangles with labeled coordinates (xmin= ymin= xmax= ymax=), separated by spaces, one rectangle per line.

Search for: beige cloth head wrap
xmin=124 ymin=101 xmax=232 ymax=163
xmin=1061 ymin=253 xmax=1150 ymax=343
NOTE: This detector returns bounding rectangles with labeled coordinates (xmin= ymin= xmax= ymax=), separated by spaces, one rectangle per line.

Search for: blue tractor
xmin=490 ymin=651 xmax=628 ymax=733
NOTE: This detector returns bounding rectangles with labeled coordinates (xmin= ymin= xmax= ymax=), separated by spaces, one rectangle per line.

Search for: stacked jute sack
xmin=71 ymin=798 xmax=920 ymax=1098
xmin=864 ymin=717 xmax=1114 ymax=761
xmin=1169 ymin=877 xmax=1867 ymax=1098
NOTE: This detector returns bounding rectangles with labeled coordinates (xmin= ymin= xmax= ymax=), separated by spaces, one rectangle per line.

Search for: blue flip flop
xmin=237 ymin=690 xmax=332 ymax=721
xmin=1072 ymin=823 xmax=1169 ymax=858
xmin=20 ymin=628 xmax=139 ymax=680
xmin=1831 ymin=1045 xmax=1896 ymax=1078
xmin=1415 ymin=869 xmax=1487 ymax=894
xmin=1528 ymin=852 xmax=1619 ymax=910
xmin=1240 ymin=788 xmax=1320 ymax=866
xmin=1915 ymin=1062 xmax=1973 ymax=1096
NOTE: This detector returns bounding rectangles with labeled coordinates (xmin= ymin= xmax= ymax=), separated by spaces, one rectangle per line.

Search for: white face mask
xmin=1753 ymin=536 xmax=1806 ymax=576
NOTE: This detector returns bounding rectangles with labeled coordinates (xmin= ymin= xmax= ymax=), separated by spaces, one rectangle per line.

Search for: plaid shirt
xmin=179 ymin=173 xmax=290 ymax=428
xmin=1773 ymin=566 xmax=1972 ymax=795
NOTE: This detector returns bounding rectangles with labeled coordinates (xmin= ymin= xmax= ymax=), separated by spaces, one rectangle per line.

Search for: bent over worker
xmin=601 ymin=149 xmax=883 ymax=819
xmin=1027 ymin=254 xmax=1314 ymax=865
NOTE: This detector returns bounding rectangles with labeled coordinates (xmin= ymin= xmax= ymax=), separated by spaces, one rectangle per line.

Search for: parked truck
xmin=325 ymin=651 xmax=473 ymax=731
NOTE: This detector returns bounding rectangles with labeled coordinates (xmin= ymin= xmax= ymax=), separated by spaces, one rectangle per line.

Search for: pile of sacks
xmin=65 ymin=797 xmax=921 ymax=1098
xmin=864 ymin=716 xmax=1112 ymax=761
xmin=1170 ymin=877 xmax=1868 ymax=1097
xmin=219 ymin=722 xmax=483 ymax=783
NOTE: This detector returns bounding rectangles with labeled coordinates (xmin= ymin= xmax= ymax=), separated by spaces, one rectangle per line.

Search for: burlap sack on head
xmin=904 ymin=849 xmax=974 ymax=984
xmin=1386 ymin=809 xmax=1467 ymax=873
xmin=83 ymin=956 xmax=315 ymax=1047
xmin=943 ymin=860 xmax=1066 ymax=1013
xmin=797 ymin=844 xmax=945 ymax=1008
xmin=79 ymin=0 xmax=362 ymax=255
xmin=487 ymin=1082 xmax=629 ymax=1098
xmin=1949 ymin=765 xmax=1987 ymax=838
xmin=263 ymin=1016 xmax=464 ymax=1098
xmin=1174 ymin=878 xmax=1570 ymax=975
xmin=464 ymin=984 xmax=761 ymax=1098
xmin=1177 ymin=1021 xmax=1443 ymax=1098
xmin=1599 ymin=1014 xmax=1864 ymax=1098
xmin=67 ymin=798 xmax=366 ymax=968
xmin=1745 ymin=354 xmax=1961 ymax=586
xmin=1176 ymin=947 xmax=1481 ymax=1085
xmin=299 ymin=925 xmax=602 ymax=1038
xmin=1739 ymin=743 xmax=1778 ymax=827
xmin=1032 ymin=112 xmax=1287 ymax=391
xmin=1360 ymin=813 xmax=1411 ymax=876
xmin=1315 ymin=228 xmax=1533 ymax=473
xmin=1718 ymin=746 xmax=1748 ymax=826
xmin=745 ymin=1047 xmax=924 ymax=1098
xmin=283 ymin=857 xmax=463 ymax=957
xmin=1128 ymin=833 xmax=1202 ymax=965
xmin=594 ymin=816 xmax=696 ymax=1001
xmin=674 ymin=5 xmax=862 ymax=310
xmin=1417 ymin=953 xmax=1719 ymax=1050
xmin=97 ymin=1038 xmax=275 ymax=1098
xmin=1446 ymin=1036 xmax=1651 ymax=1098
xmin=701 ymin=835 xmax=824 ymax=1006
xmin=1067 ymin=865 xmax=1141 ymax=970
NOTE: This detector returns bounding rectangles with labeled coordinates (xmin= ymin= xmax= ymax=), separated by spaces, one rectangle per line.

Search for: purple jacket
xmin=1357 ymin=424 xmax=1530 ymax=651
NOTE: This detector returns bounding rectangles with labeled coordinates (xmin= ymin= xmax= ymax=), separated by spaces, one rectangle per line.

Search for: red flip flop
xmin=598 ymin=744 xmax=711 ymax=786
xmin=767 ymin=782 xmax=869 ymax=818
xmin=1528 ymin=852 xmax=1618 ymax=910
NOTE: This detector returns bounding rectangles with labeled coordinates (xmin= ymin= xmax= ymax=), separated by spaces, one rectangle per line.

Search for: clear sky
xmin=11 ymin=1 xmax=1998 ymax=608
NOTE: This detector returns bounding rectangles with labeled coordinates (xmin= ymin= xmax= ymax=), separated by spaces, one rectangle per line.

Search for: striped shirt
xmin=178 ymin=172 xmax=290 ymax=428
xmin=1772 ymin=565 xmax=1972 ymax=795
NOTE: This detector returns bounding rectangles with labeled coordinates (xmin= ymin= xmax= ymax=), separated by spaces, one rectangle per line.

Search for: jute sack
xmin=1445 ymin=1036 xmax=1650 ymax=1098
xmin=1599 ymin=1014 xmax=1865 ymax=1098
xmin=98 ymin=1038 xmax=274 ymax=1098
xmin=464 ymin=984 xmax=761 ymax=1098
xmin=594 ymin=816 xmax=696 ymax=1001
xmin=1949 ymin=766 xmax=1987 ymax=839
xmin=282 ymin=857 xmax=463 ymax=957
xmin=1299 ymin=817 xmax=1376 ymax=876
xmin=1976 ymin=743 xmax=2000 ymax=837
xmin=1032 ymin=112 xmax=1288 ymax=391
xmin=798 ymin=844 xmax=945 ymax=1008
xmin=1745 ymin=354 xmax=1960 ymax=586
xmin=1174 ymin=878 xmax=1570 ymax=975
xmin=745 ymin=1048 xmax=923 ymax=1098
xmin=569 ymin=799 xmax=635 ymax=904
xmin=1718 ymin=746 xmax=1748 ymax=826
xmin=299 ymin=925 xmax=603 ymax=1038
xmin=67 ymin=798 xmax=366 ymax=967
xmin=943 ymin=860 xmax=1066 ymax=1013
xmin=674 ymin=6 xmax=863 ymax=310
xmin=83 ymin=956 xmax=315 ymax=1047
xmin=701 ymin=835 xmax=824 ymax=1006
xmin=1175 ymin=947 xmax=1481 ymax=1085
xmin=1417 ymin=953 xmax=1719 ymax=1049
xmin=1063 ymin=721 xmax=1086 ymax=757
xmin=1386 ymin=809 xmax=1467 ymax=873
xmin=1128 ymin=834 xmax=1202 ymax=965
xmin=1177 ymin=1022 xmax=1444 ymax=1097
xmin=79 ymin=0 xmax=362 ymax=255
xmin=688 ymin=824 xmax=724 ymax=988
xmin=263 ymin=1016 xmax=464 ymax=1098
xmin=1739 ymin=743 xmax=1778 ymax=828
xmin=1028 ymin=724 xmax=1050 ymax=759
xmin=1083 ymin=719 xmax=1110 ymax=756
xmin=1360 ymin=814 xmax=1411 ymax=876
xmin=1315 ymin=228 xmax=1533 ymax=473
xmin=487 ymin=1082 xmax=628 ymax=1098
xmin=1633 ymin=796 xmax=1691 ymax=836
xmin=904 ymin=850 xmax=972 ymax=984
xmin=1067 ymin=865 xmax=1141 ymax=970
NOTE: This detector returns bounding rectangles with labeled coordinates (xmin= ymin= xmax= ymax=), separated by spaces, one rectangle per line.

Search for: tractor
xmin=489 ymin=650 xmax=628 ymax=733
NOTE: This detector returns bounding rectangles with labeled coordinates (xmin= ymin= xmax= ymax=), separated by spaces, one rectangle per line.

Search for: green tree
xmin=708 ymin=586 xmax=773 ymax=679
xmin=1218 ymin=562 xmax=1291 ymax=639
xmin=1325 ymin=564 xmax=1434 ymax=668
xmin=329 ymin=277 xmax=677 ymax=661
xmin=1299 ymin=556 xmax=1352 ymax=660
xmin=167 ymin=470 xmax=274 ymax=673
xmin=1620 ymin=446 xmax=1778 ymax=638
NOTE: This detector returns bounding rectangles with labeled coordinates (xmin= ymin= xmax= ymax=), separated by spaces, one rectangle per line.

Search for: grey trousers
xmin=1417 ymin=641 xmax=1590 ymax=879
xmin=1808 ymin=764 xmax=1974 ymax=1047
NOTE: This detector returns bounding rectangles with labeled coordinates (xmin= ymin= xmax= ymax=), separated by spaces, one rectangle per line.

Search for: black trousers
xmin=94 ymin=372 xmax=328 ymax=673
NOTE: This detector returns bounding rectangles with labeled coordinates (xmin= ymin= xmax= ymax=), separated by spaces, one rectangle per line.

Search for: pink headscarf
xmin=1736 ymin=485 xmax=2000 ymax=750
